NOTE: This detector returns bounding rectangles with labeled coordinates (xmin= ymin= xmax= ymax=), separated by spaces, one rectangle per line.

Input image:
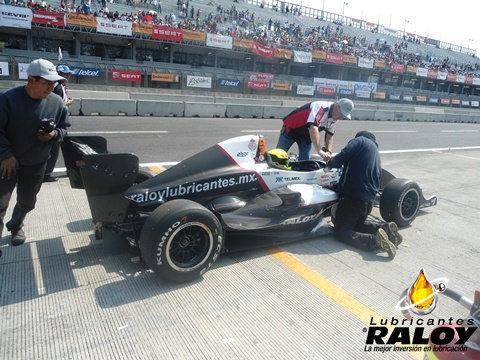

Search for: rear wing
xmin=61 ymin=136 xmax=140 ymax=223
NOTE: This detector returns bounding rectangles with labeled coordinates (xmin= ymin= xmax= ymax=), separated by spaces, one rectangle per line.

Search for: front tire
xmin=140 ymin=200 xmax=223 ymax=283
xmin=380 ymin=179 xmax=421 ymax=227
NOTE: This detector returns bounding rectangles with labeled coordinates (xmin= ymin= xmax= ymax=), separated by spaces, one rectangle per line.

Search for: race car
xmin=62 ymin=134 xmax=437 ymax=283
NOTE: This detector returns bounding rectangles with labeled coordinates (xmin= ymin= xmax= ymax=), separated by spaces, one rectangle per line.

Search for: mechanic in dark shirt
xmin=327 ymin=131 xmax=402 ymax=259
xmin=0 ymin=59 xmax=69 ymax=246
xmin=276 ymin=99 xmax=354 ymax=161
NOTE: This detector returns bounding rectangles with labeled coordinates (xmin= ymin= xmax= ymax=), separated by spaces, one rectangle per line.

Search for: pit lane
xmin=0 ymin=117 xmax=479 ymax=360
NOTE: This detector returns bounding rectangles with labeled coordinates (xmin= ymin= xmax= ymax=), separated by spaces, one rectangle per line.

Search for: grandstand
xmin=0 ymin=0 xmax=479 ymax=110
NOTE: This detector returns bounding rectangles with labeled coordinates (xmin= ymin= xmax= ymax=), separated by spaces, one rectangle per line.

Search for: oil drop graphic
xmin=407 ymin=268 xmax=438 ymax=315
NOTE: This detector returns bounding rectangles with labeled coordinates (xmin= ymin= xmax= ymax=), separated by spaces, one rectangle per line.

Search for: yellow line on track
xmin=267 ymin=246 xmax=422 ymax=360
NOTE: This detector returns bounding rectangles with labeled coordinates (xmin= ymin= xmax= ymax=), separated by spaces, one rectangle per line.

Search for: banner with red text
xmin=152 ymin=25 xmax=183 ymax=42
xmin=97 ymin=18 xmax=132 ymax=36
xmin=32 ymin=10 xmax=66 ymax=26
xmin=251 ymin=41 xmax=274 ymax=59
xmin=111 ymin=70 xmax=142 ymax=82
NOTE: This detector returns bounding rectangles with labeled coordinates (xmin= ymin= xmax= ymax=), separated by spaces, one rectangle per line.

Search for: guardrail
xmin=68 ymin=97 xmax=480 ymax=123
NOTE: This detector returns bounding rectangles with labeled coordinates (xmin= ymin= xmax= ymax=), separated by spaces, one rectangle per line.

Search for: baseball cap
xmin=337 ymin=98 xmax=354 ymax=119
xmin=27 ymin=59 xmax=65 ymax=81
xmin=355 ymin=130 xmax=378 ymax=148
xmin=56 ymin=64 xmax=75 ymax=74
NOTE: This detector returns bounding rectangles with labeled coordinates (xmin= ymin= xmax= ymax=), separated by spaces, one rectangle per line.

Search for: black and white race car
xmin=62 ymin=134 xmax=437 ymax=283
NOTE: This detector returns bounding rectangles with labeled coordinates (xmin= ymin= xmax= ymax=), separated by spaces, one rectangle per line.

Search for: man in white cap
xmin=44 ymin=64 xmax=75 ymax=182
xmin=0 ymin=58 xmax=70 ymax=246
xmin=276 ymin=98 xmax=354 ymax=161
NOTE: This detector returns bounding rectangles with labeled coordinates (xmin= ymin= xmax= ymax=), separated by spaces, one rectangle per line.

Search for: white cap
xmin=337 ymin=98 xmax=354 ymax=119
xmin=27 ymin=59 xmax=66 ymax=81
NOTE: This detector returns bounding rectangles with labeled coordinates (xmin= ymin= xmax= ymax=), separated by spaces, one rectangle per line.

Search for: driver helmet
xmin=268 ymin=149 xmax=291 ymax=170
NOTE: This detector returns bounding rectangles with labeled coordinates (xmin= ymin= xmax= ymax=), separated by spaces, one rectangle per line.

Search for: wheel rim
xmin=166 ymin=222 xmax=213 ymax=271
xmin=401 ymin=188 xmax=420 ymax=221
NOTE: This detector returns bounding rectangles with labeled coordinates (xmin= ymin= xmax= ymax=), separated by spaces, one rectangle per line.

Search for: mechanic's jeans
xmin=333 ymin=194 xmax=380 ymax=252
xmin=276 ymin=132 xmax=312 ymax=161
xmin=0 ymin=162 xmax=46 ymax=236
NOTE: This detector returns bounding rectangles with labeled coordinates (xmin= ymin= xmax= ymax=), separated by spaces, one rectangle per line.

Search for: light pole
xmin=342 ymin=2 xmax=348 ymax=24
xmin=404 ymin=20 xmax=409 ymax=37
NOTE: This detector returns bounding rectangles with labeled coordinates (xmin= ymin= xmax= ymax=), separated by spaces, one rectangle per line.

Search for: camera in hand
xmin=40 ymin=119 xmax=56 ymax=133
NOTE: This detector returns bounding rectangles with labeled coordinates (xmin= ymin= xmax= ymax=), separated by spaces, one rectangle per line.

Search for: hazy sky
xmin=289 ymin=0 xmax=479 ymax=56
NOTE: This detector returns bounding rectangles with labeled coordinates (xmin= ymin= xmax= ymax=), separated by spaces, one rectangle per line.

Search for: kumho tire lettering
xmin=140 ymin=199 xmax=223 ymax=283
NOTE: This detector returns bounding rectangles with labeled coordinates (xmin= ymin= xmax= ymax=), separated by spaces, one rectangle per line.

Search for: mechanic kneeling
xmin=327 ymin=131 xmax=403 ymax=259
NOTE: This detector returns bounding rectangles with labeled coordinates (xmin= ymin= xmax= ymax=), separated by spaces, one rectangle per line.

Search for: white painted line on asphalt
xmin=441 ymin=130 xmax=479 ymax=132
xmin=371 ymin=130 xmax=418 ymax=133
xmin=30 ymin=242 xmax=46 ymax=296
xmin=68 ymin=131 xmax=169 ymax=134
xmin=240 ymin=130 xmax=280 ymax=132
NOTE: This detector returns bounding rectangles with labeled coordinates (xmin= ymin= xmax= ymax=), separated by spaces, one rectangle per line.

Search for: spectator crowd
xmin=1 ymin=0 xmax=479 ymax=77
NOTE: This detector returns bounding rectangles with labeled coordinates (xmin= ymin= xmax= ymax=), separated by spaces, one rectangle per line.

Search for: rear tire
xmin=380 ymin=179 xmax=421 ymax=227
xmin=140 ymin=200 xmax=223 ymax=283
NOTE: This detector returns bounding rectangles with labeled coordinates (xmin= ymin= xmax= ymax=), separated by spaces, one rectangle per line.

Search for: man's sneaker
xmin=382 ymin=222 xmax=403 ymax=248
xmin=43 ymin=175 xmax=59 ymax=183
xmin=375 ymin=228 xmax=396 ymax=259
xmin=11 ymin=229 xmax=26 ymax=246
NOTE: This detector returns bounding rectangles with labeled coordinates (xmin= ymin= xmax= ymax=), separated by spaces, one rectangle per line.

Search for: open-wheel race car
xmin=62 ymin=134 xmax=437 ymax=283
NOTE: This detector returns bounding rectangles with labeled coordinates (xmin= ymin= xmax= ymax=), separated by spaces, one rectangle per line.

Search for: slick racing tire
xmin=140 ymin=199 xmax=223 ymax=283
xmin=380 ymin=178 xmax=421 ymax=227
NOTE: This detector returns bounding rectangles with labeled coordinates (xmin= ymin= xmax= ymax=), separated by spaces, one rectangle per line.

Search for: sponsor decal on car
xmin=127 ymin=174 xmax=258 ymax=203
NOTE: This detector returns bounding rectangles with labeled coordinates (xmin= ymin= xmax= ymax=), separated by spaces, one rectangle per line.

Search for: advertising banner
xmin=183 ymin=29 xmax=205 ymax=42
xmin=317 ymin=87 xmax=335 ymax=96
xmin=440 ymin=98 xmax=450 ymax=105
xmin=32 ymin=10 xmax=66 ymax=26
xmin=358 ymin=57 xmax=374 ymax=69
xmin=274 ymin=48 xmax=292 ymax=59
xmin=390 ymin=63 xmax=405 ymax=73
xmin=206 ymin=33 xmax=233 ymax=49
xmin=297 ymin=85 xmax=314 ymax=96
xmin=338 ymin=88 xmax=354 ymax=95
xmin=406 ymin=65 xmax=417 ymax=74
xmin=326 ymin=52 xmax=344 ymax=65
xmin=152 ymin=73 xmax=180 ymax=82
xmin=416 ymin=68 xmax=428 ymax=77
xmin=471 ymin=101 xmax=479 ymax=107
xmin=0 ymin=5 xmax=32 ymax=29
xmin=132 ymin=22 xmax=152 ymax=35
xmin=186 ymin=75 xmax=212 ymax=88
xmin=252 ymin=41 xmax=274 ymax=59
xmin=251 ymin=41 xmax=275 ymax=59
xmin=465 ymin=76 xmax=474 ymax=85
xmin=293 ymin=51 xmax=312 ymax=63
xmin=437 ymin=70 xmax=448 ymax=80
xmin=273 ymin=83 xmax=292 ymax=91
xmin=97 ymin=18 xmax=132 ymax=36
xmin=451 ymin=99 xmax=460 ymax=105
xmin=461 ymin=100 xmax=470 ymax=106
xmin=233 ymin=38 xmax=251 ymax=48
xmin=429 ymin=97 xmax=438 ymax=104
xmin=312 ymin=50 xmax=326 ymax=60
xmin=373 ymin=92 xmax=386 ymax=99
xmin=403 ymin=95 xmax=414 ymax=102
xmin=343 ymin=55 xmax=357 ymax=64
xmin=18 ymin=63 xmax=30 ymax=80
xmin=374 ymin=59 xmax=387 ymax=69
xmin=111 ymin=70 xmax=142 ymax=82
xmin=447 ymin=72 xmax=457 ymax=82
xmin=70 ymin=67 xmax=102 ymax=77
xmin=247 ymin=81 xmax=269 ymax=90
xmin=248 ymin=72 xmax=275 ymax=83
xmin=416 ymin=96 xmax=427 ymax=102
xmin=152 ymin=25 xmax=183 ymax=42
xmin=66 ymin=13 xmax=96 ymax=27
xmin=0 ymin=62 xmax=9 ymax=76
xmin=389 ymin=94 xmax=401 ymax=101
xmin=427 ymin=69 xmax=438 ymax=79
xmin=456 ymin=75 xmax=465 ymax=83
xmin=218 ymin=78 xmax=241 ymax=87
